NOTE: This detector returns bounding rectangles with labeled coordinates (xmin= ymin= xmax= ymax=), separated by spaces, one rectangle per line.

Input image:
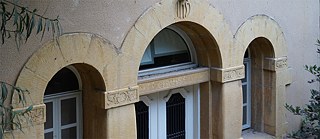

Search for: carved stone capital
xmin=264 ymin=57 xmax=288 ymax=71
xmin=211 ymin=65 xmax=245 ymax=83
xmin=102 ymin=86 xmax=139 ymax=109
xmin=12 ymin=104 xmax=46 ymax=129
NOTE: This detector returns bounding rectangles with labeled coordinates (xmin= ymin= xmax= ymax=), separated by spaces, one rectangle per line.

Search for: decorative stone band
xmin=211 ymin=65 xmax=245 ymax=83
xmin=138 ymin=68 xmax=209 ymax=96
xmin=102 ymin=86 xmax=139 ymax=109
xmin=12 ymin=104 xmax=46 ymax=129
xmin=264 ymin=57 xmax=288 ymax=71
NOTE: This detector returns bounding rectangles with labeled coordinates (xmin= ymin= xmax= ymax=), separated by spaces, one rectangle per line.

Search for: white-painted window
xmin=44 ymin=67 xmax=82 ymax=139
xmin=138 ymin=26 xmax=197 ymax=77
xmin=136 ymin=86 xmax=199 ymax=139
xmin=242 ymin=51 xmax=251 ymax=129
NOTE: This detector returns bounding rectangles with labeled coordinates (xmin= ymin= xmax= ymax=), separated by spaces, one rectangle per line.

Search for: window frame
xmin=138 ymin=26 xmax=197 ymax=77
xmin=137 ymin=85 xmax=199 ymax=139
xmin=242 ymin=57 xmax=251 ymax=130
xmin=44 ymin=66 xmax=83 ymax=139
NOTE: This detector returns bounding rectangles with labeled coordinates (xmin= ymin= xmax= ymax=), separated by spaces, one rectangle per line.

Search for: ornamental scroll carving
xmin=264 ymin=57 xmax=288 ymax=71
xmin=223 ymin=67 xmax=245 ymax=82
xmin=12 ymin=104 xmax=45 ymax=129
xmin=211 ymin=66 xmax=245 ymax=83
xmin=275 ymin=58 xmax=288 ymax=69
xmin=104 ymin=86 xmax=139 ymax=109
xmin=177 ymin=0 xmax=191 ymax=19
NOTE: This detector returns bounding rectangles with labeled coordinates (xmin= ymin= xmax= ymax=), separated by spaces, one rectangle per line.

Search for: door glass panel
xmin=61 ymin=127 xmax=77 ymax=139
xmin=243 ymin=106 xmax=247 ymax=125
xmin=45 ymin=102 xmax=53 ymax=129
xmin=135 ymin=101 xmax=149 ymax=139
xmin=166 ymin=93 xmax=185 ymax=139
xmin=44 ymin=132 xmax=53 ymax=139
xmin=61 ymin=97 xmax=77 ymax=126
xmin=242 ymin=85 xmax=247 ymax=104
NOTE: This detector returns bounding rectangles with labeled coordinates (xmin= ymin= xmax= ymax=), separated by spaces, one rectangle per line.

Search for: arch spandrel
xmin=234 ymin=15 xmax=288 ymax=66
xmin=120 ymin=0 xmax=234 ymax=87
xmin=14 ymin=33 xmax=118 ymax=106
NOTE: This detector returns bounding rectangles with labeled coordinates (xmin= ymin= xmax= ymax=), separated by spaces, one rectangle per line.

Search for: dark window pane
xmin=61 ymin=98 xmax=77 ymax=125
xmin=242 ymin=85 xmax=247 ymax=104
xmin=45 ymin=68 xmax=79 ymax=95
xmin=243 ymin=106 xmax=247 ymax=125
xmin=166 ymin=93 xmax=185 ymax=139
xmin=62 ymin=127 xmax=77 ymax=139
xmin=44 ymin=102 xmax=53 ymax=129
xmin=244 ymin=50 xmax=249 ymax=58
xmin=44 ymin=132 xmax=53 ymax=139
xmin=135 ymin=101 xmax=149 ymax=139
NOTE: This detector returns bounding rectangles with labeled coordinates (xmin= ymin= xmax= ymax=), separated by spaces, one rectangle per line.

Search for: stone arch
xmin=120 ymin=0 xmax=239 ymax=138
xmin=234 ymin=15 xmax=290 ymax=137
xmin=12 ymin=33 xmax=119 ymax=139
xmin=119 ymin=0 xmax=234 ymax=88
xmin=234 ymin=15 xmax=288 ymax=65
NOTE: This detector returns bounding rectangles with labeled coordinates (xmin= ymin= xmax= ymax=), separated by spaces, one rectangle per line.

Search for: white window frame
xmin=44 ymin=66 xmax=83 ymax=139
xmin=138 ymin=25 xmax=197 ymax=77
xmin=44 ymin=91 xmax=83 ymax=139
xmin=139 ymin=85 xmax=199 ymax=139
xmin=242 ymin=58 xmax=251 ymax=129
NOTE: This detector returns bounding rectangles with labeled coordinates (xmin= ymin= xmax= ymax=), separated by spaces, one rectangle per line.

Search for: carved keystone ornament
xmin=177 ymin=0 xmax=191 ymax=19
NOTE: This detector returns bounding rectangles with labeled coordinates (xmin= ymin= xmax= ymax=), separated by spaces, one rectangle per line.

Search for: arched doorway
xmin=135 ymin=26 xmax=200 ymax=139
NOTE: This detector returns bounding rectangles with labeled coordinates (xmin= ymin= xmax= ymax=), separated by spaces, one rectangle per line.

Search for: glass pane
xmin=243 ymin=106 xmax=247 ymax=125
xmin=166 ymin=93 xmax=185 ymax=139
xmin=242 ymin=85 xmax=247 ymax=104
xmin=154 ymin=29 xmax=188 ymax=55
xmin=139 ymin=28 xmax=192 ymax=70
xmin=62 ymin=127 xmax=77 ymax=139
xmin=44 ymin=102 xmax=53 ymax=129
xmin=135 ymin=101 xmax=149 ymax=139
xmin=61 ymin=97 xmax=77 ymax=126
xmin=45 ymin=68 xmax=79 ymax=95
xmin=44 ymin=132 xmax=53 ymax=139
xmin=141 ymin=44 xmax=154 ymax=65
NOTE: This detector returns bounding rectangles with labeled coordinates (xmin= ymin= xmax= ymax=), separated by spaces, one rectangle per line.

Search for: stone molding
xmin=177 ymin=0 xmax=191 ymax=19
xmin=102 ymin=86 xmax=139 ymax=109
xmin=12 ymin=104 xmax=46 ymax=129
xmin=211 ymin=65 xmax=245 ymax=83
xmin=138 ymin=68 xmax=209 ymax=95
xmin=264 ymin=57 xmax=288 ymax=71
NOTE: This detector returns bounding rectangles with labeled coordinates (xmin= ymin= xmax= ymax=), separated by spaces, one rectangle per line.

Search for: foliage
xmin=0 ymin=0 xmax=61 ymax=139
xmin=285 ymin=40 xmax=320 ymax=139
xmin=0 ymin=0 xmax=61 ymax=49
xmin=0 ymin=82 xmax=33 ymax=139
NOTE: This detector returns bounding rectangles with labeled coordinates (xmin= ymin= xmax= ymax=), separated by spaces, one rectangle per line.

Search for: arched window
xmin=44 ymin=67 xmax=82 ymax=139
xmin=138 ymin=27 xmax=197 ymax=77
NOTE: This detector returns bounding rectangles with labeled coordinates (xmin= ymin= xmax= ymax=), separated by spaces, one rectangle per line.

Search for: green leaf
xmin=1 ymin=82 xmax=7 ymax=101
xmin=25 ymin=105 xmax=33 ymax=112
xmin=36 ymin=17 xmax=42 ymax=34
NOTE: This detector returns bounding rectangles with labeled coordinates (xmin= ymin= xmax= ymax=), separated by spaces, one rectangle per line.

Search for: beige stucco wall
xmin=0 ymin=0 xmax=319 ymax=137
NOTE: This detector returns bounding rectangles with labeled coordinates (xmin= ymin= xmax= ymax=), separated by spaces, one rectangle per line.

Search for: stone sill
xmin=241 ymin=129 xmax=275 ymax=139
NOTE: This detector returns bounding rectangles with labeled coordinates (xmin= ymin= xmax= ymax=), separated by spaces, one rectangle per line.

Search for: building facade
xmin=1 ymin=0 xmax=319 ymax=139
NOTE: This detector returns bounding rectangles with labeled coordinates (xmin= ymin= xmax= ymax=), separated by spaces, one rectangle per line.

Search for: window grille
xmin=166 ymin=93 xmax=186 ymax=139
xmin=135 ymin=101 xmax=149 ymax=139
